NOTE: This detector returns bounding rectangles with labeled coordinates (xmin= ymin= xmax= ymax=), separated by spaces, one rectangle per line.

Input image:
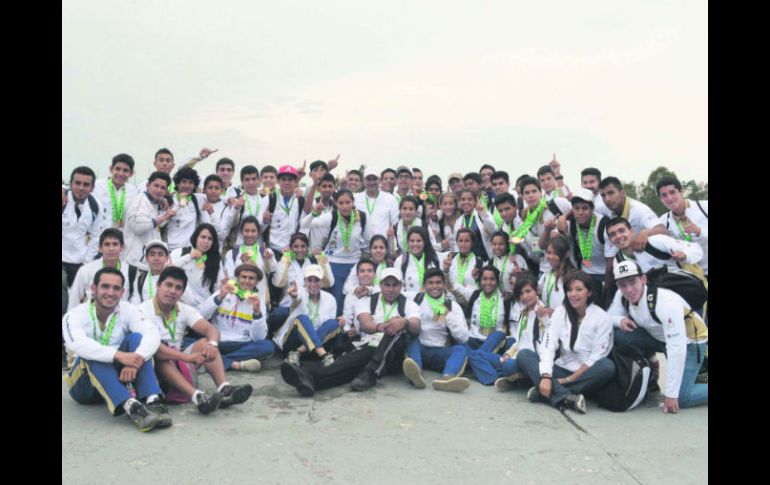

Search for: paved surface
xmin=62 ymin=355 xmax=707 ymax=484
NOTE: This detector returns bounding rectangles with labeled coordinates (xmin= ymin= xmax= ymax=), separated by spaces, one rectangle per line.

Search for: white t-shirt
xmin=138 ymin=298 xmax=204 ymax=349
xmin=659 ymin=200 xmax=708 ymax=276
xmin=355 ymin=191 xmax=399 ymax=238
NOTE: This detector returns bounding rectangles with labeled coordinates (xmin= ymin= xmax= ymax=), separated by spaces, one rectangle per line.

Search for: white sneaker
xmin=432 ymin=376 xmax=470 ymax=393
xmin=238 ymin=359 xmax=262 ymax=372
xmin=285 ymin=351 xmax=301 ymax=366
xmin=402 ymin=358 xmax=426 ymax=389
xmin=495 ymin=372 xmax=523 ymax=391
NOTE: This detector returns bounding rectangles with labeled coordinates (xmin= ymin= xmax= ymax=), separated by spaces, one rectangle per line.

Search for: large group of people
xmin=62 ymin=148 xmax=708 ymax=432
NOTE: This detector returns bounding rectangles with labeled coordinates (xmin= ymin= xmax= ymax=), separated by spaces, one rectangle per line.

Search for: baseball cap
xmin=303 ymin=264 xmax=324 ymax=280
xmin=278 ymin=165 xmax=298 ymax=179
xmin=613 ymin=260 xmax=643 ymax=281
xmin=144 ymin=239 xmax=169 ymax=254
xmin=570 ymin=188 xmax=595 ymax=206
xmin=363 ymin=167 xmax=379 ymax=179
xmin=448 ymin=172 xmax=463 ymax=182
xmin=396 ymin=166 xmax=412 ymax=177
xmin=379 ymin=268 xmax=403 ymax=284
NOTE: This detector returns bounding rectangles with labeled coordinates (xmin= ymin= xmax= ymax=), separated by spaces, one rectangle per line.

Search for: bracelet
xmin=541 ymin=374 xmax=552 ymax=380
xmin=208 ymin=340 xmax=219 ymax=347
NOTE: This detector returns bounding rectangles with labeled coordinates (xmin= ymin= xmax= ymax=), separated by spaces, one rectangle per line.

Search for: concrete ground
xmin=62 ymin=354 xmax=707 ymax=485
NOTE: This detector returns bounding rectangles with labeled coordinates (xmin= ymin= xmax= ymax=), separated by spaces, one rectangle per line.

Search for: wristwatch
xmin=208 ymin=340 xmax=219 ymax=347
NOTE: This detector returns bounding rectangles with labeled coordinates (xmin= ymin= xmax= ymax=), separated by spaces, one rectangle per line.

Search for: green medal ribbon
xmin=493 ymin=206 xmax=504 ymax=229
xmin=245 ymin=194 xmax=261 ymax=217
xmin=338 ymin=210 xmax=354 ymax=250
xmin=675 ymin=220 xmax=693 ymax=242
xmin=373 ymin=261 xmax=386 ymax=286
xmin=102 ymin=260 xmax=121 ymax=270
xmin=168 ymin=181 xmax=176 ymax=194
xmin=411 ymin=252 xmax=426 ymax=287
xmin=241 ymin=243 xmax=259 ymax=264
xmin=545 ymin=271 xmax=557 ymax=307
xmin=479 ymin=291 xmax=500 ymax=329
xmin=577 ymin=215 xmax=596 ymax=261
xmin=456 ymin=254 xmax=471 ymax=286
xmin=279 ymin=195 xmax=295 ymax=215
xmin=365 ymin=194 xmax=378 ymax=215
xmin=424 ymin=294 xmax=447 ymax=317
xmin=508 ymin=198 xmax=546 ymax=252
xmin=518 ymin=312 xmax=529 ymax=342
xmin=161 ymin=306 xmax=178 ymax=343
xmin=147 ymin=275 xmax=155 ymax=298
xmin=307 ymin=298 xmax=320 ymax=325
xmin=195 ymin=254 xmax=208 ymax=266
xmin=381 ymin=297 xmax=397 ymax=322
xmin=89 ymin=302 xmax=118 ymax=346
xmin=107 ymin=179 xmax=126 ymax=224
xmin=462 ymin=214 xmax=474 ymax=229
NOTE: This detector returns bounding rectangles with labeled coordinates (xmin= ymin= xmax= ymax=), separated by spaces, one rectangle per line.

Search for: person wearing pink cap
xmin=257 ymin=165 xmax=305 ymax=260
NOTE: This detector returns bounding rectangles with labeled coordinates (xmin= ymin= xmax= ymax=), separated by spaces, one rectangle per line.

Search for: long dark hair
xmin=400 ymin=226 xmax=440 ymax=278
xmin=546 ymin=234 xmax=576 ymax=281
xmin=369 ymin=235 xmax=393 ymax=267
xmin=562 ymin=271 xmax=596 ymax=351
xmin=189 ymin=223 xmax=221 ymax=293
xmin=491 ymin=231 xmax=511 ymax=257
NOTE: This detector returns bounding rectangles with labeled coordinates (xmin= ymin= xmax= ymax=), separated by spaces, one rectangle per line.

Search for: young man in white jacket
xmin=608 ymin=260 xmax=708 ymax=413
xmin=401 ymin=268 xmax=472 ymax=392
xmin=92 ymin=154 xmax=139 ymax=230
xmin=62 ymin=267 xmax=167 ymax=432
xmin=68 ymin=228 xmax=130 ymax=312
xmin=62 ymin=166 xmax=104 ymax=287
xmin=123 ymin=172 xmax=175 ymax=270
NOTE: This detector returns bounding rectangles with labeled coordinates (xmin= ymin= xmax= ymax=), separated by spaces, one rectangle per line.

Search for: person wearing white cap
xmin=555 ymin=187 xmax=616 ymax=303
xmin=129 ymin=239 xmax=169 ymax=304
xmin=280 ymin=267 xmax=420 ymax=396
xmin=517 ymin=271 xmax=615 ymax=414
xmin=68 ymin=228 xmax=131 ymax=312
xmin=272 ymin=264 xmax=341 ymax=367
xmin=607 ymin=260 xmax=708 ymax=413
xmin=257 ymin=165 xmax=305 ymax=258
xmin=354 ymin=167 xmax=399 ymax=238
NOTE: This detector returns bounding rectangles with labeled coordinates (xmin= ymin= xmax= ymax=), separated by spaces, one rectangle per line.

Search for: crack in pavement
xmin=558 ymin=411 xmax=646 ymax=485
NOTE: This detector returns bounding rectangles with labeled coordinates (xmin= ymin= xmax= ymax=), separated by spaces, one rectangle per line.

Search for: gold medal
xmin=436 ymin=314 xmax=446 ymax=323
xmin=261 ymin=187 xmax=270 ymax=196
xmin=196 ymin=261 xmax=205 ymax=269
xmin=419 ymin=192 xmax=428 ymax=201
xmin=582 ymin=260 xmax=592 ymax=268
xmin=511 ymin=236 xmax=523 ymax=245
xmin=179 ymin=198 xmax=189 ymax=208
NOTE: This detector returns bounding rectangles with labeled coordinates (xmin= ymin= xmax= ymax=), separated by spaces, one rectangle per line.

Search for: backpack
xmin=369 ymin=292 xmax=407 ymax=317
xmin=62 ymin=189 xmax=99 ymax=224
xmin=263 ymin=192 xmax=305 ymax=248
xmin=546 ymin=199 xmax=563 ymax=217
xmin=594 ymin=345 xmax=651 ymax=412
xmin=326 ymin=210 xmax=367 ymax=248
xmin=616 ymin=262 xmax=708 ymax=312
xmin=463 ymin=290 xmax=513 ymax=334
xmin=127 ymin=265 xmax=150 ymax=302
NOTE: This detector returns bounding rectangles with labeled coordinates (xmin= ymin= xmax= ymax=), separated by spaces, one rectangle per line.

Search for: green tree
xmin=623 ymin=166 xmax=708 ymax=216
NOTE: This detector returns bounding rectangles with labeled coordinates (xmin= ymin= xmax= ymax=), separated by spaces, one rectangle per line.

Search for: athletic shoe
xmin=219 ymin=384 xmax=253 ymax=409
xmin=432 ymin=376 xmax=470 ymax=393
xmin=195 ymin=391 xmax=223 ymax=414
xmin=321 ymin=353 xmax=335 ymax=367
xmin=285 ymin=351 xmax=301 ymax=366
xmin=145 ymin=401 xmax=173 ymax=428
xmin=351 ymin=368 xmax=377 ymax=392
xmin=126 ymin=401 xmax=161 ymax=432
xmin=238 ymin=359 xmax=262 ymax=372
xmin=560 ymin=393 xmax=587 ymax=414
xmin=402 ymin=358 xmax=426 ymax=389
xmin=494 ymin=373 xmax=523 ymax=392
xmin=527 ymin=386 xmax=547 ymax=403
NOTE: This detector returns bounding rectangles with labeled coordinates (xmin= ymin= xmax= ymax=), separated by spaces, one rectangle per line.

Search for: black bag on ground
xmin=594 ymin=345 xmax=651 ymax=412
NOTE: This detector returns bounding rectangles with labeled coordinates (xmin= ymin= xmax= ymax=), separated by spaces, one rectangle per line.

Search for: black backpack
xmin=369 ymin=292 xmax=407 ymax=317
xmin=263 ymin=192 xmax=306 ymax=248
xmin=463 ymin=290 xmax=513 ymax=334
xmin=594 ymin=345 xmax=651 ymax=412
xmin=616 ymin=263 xmax=708 ymax=312
xmin=127 ymin=265 xmax=150 ymax=302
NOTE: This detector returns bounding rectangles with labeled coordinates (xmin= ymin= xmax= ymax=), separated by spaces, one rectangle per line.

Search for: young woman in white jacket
xmin=517 ymin=271 xmax=616 ymax=414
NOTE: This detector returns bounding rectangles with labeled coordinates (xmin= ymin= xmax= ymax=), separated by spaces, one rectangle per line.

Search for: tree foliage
xmin=621 ymin=166 xmax=707 ymax=216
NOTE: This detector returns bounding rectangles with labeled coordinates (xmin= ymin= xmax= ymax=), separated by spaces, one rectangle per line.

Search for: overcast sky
xmin=62 ymin=0 xmax=707 ymax=189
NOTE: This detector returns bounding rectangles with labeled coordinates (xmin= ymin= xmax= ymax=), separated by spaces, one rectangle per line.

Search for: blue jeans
xmin=407 ymin=338 xmax=468 ymax=376
xmin=218 ymin=340 xmax=275 ymax=369
xmin=284 ymin=315 xmax=341 ymax=353
xmin=465 ymin=331 xmax=506 ymax=353
xmin=467 ymin=337 xmax=519 ymax=385
xmin=330 ymin=262 xmax=355 ymax=316
xmin=66 ymin=333 xmax=161 ymax=416
xmin=268 ymin=305 xmax=290 ymax=337
xmin=516 ymin=348 xmax=616 ymax=407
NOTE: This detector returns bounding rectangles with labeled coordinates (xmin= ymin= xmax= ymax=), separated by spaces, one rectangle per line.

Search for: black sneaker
xmin=126 ymin=401 xmax=161 ymax=432
xmin=145 ymin=401 xmax=173 ymax=428
xmin=281 ymin=362 xmax=316 ymax=397
xmin=195 ymin=391 xmax=223 ymax=414
xmin=559 ymin=394 xmax=587 ymax=414
xmin=219 ymin=384 xmax=253 ymax=409
xmin=351 ymin=368 xmax=377 ymax=392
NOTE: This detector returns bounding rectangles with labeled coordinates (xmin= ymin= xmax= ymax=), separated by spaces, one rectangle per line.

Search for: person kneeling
xmin=139 ymin=267 xmax=252 ymax=415
xmin=402 ymin=268 xmax=471 ymax=392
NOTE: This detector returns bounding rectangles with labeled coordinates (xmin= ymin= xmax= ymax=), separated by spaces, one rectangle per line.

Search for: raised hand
xmin=199 ymin=147 xmax=219 ymax=159
xmin=328 ymin=154 xmax=340 ymax=171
